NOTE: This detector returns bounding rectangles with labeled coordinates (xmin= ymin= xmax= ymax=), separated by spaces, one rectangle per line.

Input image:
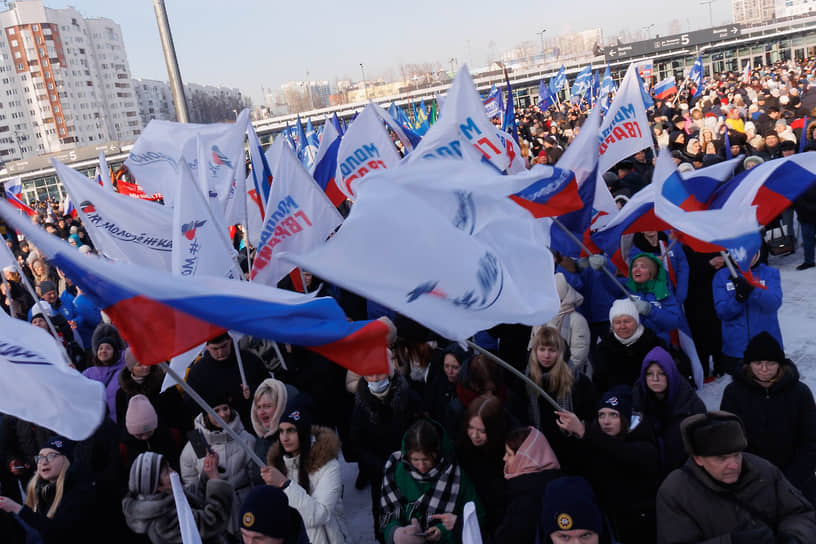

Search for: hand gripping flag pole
xmin=160 ymin=361 xmax=265 ymax=468
xmin=551 ymin=217 xmax=633 ymax=299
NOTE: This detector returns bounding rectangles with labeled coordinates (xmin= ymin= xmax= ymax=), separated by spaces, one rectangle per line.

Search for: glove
xmin=588 ymin=254 xmax=606 ymax=270
xmin=729 ymin=524 xmax=775 ymax=544
xmin=393 ymin=518 xmax=425 ymax=544
xmin=633 ymin=298 xmax=652 ymax=316
xmin=576 ymin=256 xmax=590 ymax=270
xmin=732 ymin=275 xmax=754 ymax=303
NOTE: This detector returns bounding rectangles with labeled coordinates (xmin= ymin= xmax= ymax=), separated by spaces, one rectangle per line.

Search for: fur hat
xmin=91 ymin=322 xmax=124 ymax=354
xmin=539 ymin=476 xmax=603 ymax=537
xmin=681 ymin=411 xmax=748 ymax=457
xmin=743 ymin=331 xmax=785 ymax=364
xmin=609 ymin=298 xmax=639 ymax=325
xmin=128 ymin=451 xmax=165 ymax=496
xmin=126 ymin=394 xmax=158 ymax=436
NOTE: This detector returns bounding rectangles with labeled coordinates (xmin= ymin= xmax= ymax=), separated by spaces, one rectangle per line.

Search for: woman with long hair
xmin=527 ymin=327 xmax=595 ymax=470
xmin=0 ymin=436 xmax=103 ymax=543
xmin=261 ymin=395 xmax=349 ymax=544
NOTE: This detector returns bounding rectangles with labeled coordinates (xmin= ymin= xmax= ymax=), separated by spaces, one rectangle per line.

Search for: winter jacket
xmin=267 ymin=426 xmax=350 ymax=544
xmin=82 ymin=354 xmax=126 ymax=421
xmin=713 ymin=264 xmax=783 ymax=358
xmin=17 ymin=469 xmax=105 ymax=544
xmin=794 ymin=182 xmax=816 ymax=225
xmin=116 ymin=366 xmax=188 ymax=433
xmin=122 ymin=478 xmax=234 ymax=544
xmin=629 ymin=289 xmax=682 ymax=347
xmin=594 ymin=326 xmax=666 ymax=394
xmin=579 ymin=266 xmax=618 ymax=324
xmin=348 ymin=374 xmax=422 ymax=481
xmin=180 ymin=413 xmax=256 ymax=537
xmin=656 ymin=453 xmax=816 ymax=544
xmin=721 ymin=360 xmax=816 ymax=501
xmin=492 ymin=470 xmax=564 ymax=542
xmin=633 ymin=347 xmax=706 ymax=478
xmin=579 ymin=422 xmax=660 ymax=544
xmin=70 ymin=293 xmax=101 ymax=351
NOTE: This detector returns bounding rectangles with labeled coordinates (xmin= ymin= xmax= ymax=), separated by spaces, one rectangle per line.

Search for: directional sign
xmin=605 ymin=25 xmax=742 ymax=61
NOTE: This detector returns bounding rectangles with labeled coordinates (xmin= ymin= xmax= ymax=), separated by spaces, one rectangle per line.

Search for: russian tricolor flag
xmin=311 ymin=120 xmax=346 ymax=207
xmin=654 ymin=76 xmax=677 ymax=100
xmin=0 ymin=198 xmax=389 ymax=376
xmin=63 ymin=193 xmax=77 ymax=219
xmin=4 ymin=179 xmax=35 ymax=217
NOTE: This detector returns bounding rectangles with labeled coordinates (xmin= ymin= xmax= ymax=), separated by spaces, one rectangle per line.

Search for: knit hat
xmin=126 ymin=394 xmax=158 ymax=436
xmin=681 ymin=411 xmax=748 ymax=457
xmin=280 ymin=393 xmax=313 ymax=443
xmin=539 ymin=476 xmax=603 ymax=537
xmin=608 ymin=298 xmax=639 ymax=325
xmin=38 ymin=280 xmax=56 ymax=294
xmin=240 ymin=485 xmax=297 ymax=538
xmin=743 ymin=155 xmax=765 ymax=169
xmin=128 ymin=451 xmax=165 ymax=496
xmin=743 ymin=331 xmax=785 ymax=364
xmin=598 ymin=385 xmax=633 ymax=423
xmin=42 ymin=435 xmax=74 ymax=462
xmin=29 ymin=300 xmax=54 ymax=322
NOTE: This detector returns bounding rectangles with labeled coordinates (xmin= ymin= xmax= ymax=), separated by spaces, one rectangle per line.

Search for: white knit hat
xmin=609 ymin=298 xmax=639 ymax=324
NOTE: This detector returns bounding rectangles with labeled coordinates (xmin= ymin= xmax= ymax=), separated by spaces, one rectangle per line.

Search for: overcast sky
xmin=43 ymin=0 xmax=734 ymax=103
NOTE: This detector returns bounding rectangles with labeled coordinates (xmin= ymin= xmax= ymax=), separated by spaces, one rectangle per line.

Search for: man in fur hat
xmin=656 ymin=411 xmax=816 ymax=543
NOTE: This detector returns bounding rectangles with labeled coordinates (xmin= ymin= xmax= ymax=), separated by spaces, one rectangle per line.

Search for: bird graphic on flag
xmin=181 ymin=220 xmax=207 ymax=241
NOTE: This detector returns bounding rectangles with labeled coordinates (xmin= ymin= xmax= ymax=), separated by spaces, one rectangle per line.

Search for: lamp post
xmin=359 ymin=63 xmax=367 ymax=100
xmin=700 ymin=0 xmax=716 ymax=27
xmin=642 ymin=24 xmax=655 ymax=39
xmin=537 ymin=29 xmax=547 ymax=58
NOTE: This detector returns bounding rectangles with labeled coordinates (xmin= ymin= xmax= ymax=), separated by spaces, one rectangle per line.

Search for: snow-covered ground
xmin=339 ymin=246 xmax=816 ymax=542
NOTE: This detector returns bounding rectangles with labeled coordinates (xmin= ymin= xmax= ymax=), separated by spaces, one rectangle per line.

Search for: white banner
xmin=405 ymin=65 xmax=514 ymax=173
xmin=53 ymin=159 xmax=174 ymax=270
xmin=286 ymin=164 xmax=559 ymax=341
xmin=125 ymin=110 xmax=249 ymax=208
xmin=170 ymin=472 xmax=204 ymax=544
xmin=251 ymin=144 xmax=343 ymax=286
xmin=0 ymin=311 xmax=105 ymax=440
xmin=598 ymin=64 xmax=653 ymax=177
xmin=335 ymin=103 xmax=401 ymax=199
xmin=172 ymin=160 xmax=241 ymax=280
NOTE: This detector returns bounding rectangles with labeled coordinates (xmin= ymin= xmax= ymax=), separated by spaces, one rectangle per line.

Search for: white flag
xmin=0 ymin=312 xmax=105 ymax=440
xmin=172 ymin=160 xmax=241 ymax=280
xmin=405 ymin=65 xmax=515 ymax=173
xmin=170 ymin=472 xmax=204 ymax=544
xmin=53 ymin=159 xmax=174 ymax=270
xmin=285 ymin=163 xmax=559 ymax=341
xmin=462 ymin=502 xmax=483 ymax=544
xmin=161 ymin=343 xmax=205 ymax=394
xmin=251 ymin=144 xmax=343 ymax=286
xmin=598 ymin=63 xmax=653 ymax=177
xmin=335 ymin=103 xmax=401 ymax=199
xmin=125 ymin=110 xmax=250 ymax=208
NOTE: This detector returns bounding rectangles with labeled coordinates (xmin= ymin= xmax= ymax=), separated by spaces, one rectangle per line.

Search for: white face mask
xmin=367 ymin=377 xmax=390 ymax=394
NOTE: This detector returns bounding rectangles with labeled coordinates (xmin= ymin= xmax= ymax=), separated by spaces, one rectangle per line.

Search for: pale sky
xmin=43 ymin=0 xmax=734 ymax=104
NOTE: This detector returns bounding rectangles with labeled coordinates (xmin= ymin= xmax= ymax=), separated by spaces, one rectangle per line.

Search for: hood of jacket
xmin=193 ymin=411 xmax=248 ymax=446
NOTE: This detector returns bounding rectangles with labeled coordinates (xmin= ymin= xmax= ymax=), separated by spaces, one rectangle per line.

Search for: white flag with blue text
xmin=53 ymin=159 xmax=174 ymax=270
xmin=0 ymin=311 xmax=105 ymax=440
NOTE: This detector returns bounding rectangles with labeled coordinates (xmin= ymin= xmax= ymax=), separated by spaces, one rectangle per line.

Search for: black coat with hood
xmin=721 ymin=359 xmax=816 ymax=501
xmin=594 ymin=326 xmax=666 ymax=393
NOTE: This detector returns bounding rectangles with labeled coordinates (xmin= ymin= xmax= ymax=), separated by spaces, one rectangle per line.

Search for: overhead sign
xmin=605 ymin=25 xmax=742 ymax=61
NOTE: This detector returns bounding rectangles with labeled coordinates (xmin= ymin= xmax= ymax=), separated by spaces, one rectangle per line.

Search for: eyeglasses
xmin=34 ymin=452 xmax=62 ymax=464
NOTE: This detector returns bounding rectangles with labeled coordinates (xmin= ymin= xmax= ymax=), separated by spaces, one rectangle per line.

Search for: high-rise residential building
xmin=0 ymin=0 xmax=141 ymax=161
xmin=775 ymin=0 xmax=816 ymax=18
xmin=134 ymin=78 xmax=176 ymax=125
xmin=733 ymin=0 xmax=776 ymax=25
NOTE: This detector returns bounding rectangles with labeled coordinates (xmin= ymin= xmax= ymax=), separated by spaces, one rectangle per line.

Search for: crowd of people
xmin=0 ymin=58 xmax=816 ymax=544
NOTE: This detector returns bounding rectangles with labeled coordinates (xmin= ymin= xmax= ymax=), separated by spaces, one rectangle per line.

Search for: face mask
xmin=367 ymin=377 xmax=390 ymax=395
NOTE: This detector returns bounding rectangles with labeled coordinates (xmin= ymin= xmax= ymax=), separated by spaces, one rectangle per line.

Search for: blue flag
xmin=570 ymin=65 xmax=593 ymax=104
xmin=688 ymin=55 xmax=704 ymax=98
xmin=388 ymin=103 xmax=421 ymax=147
xmin=635 ymin=70 xmax=654 ymax=110
xmin=484 ymin=84 xmax=503 ymax=118
xmin=331 ymin=113 xmax=344 ymax=137
xmin=416 ymin=99 xmax=430 ymax=136
xmin=537 ymin=79 xmax=553 ymax=110
xmin=549 ymin=64 xmax=566 ymax=95
xmin=589 ymin=71 xmax=600 ymax=105
xmin=502 ymin=81 xmax=518 ymax=145
xmin=283 ymin=122 xmax=297 ymax=153
xmin=295 ymin=114 xmax=314 ymax=169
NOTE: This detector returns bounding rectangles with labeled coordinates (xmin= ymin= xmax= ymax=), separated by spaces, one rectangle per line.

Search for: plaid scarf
xmin=380 ymin=451 xmax=461 ymax=528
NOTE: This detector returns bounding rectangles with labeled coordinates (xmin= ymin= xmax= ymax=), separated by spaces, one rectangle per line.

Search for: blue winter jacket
xmin=713 ymin=264 xmax=783 ymax=358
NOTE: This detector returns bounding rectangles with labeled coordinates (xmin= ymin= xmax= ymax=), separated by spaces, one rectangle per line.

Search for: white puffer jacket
xmin=180 ymin=412 xmax=256 ymax=536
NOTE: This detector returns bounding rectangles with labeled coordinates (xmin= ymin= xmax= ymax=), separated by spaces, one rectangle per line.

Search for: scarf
xmin=614 ymin=324 xmax=645 ymax=346
xmin=626 ymin=252 xmax=670 ymax=300
xmin=380 ymin=451 xmax=461 ymax=527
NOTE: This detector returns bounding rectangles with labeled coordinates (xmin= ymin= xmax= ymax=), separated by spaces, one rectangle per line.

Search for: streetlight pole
xmin=152 ymin=0 xmax=189 ymax=122
xmin=359 ymin=63 xmax=367 ymax=100
xmin=700 ymin=0 xmax=715 ymax=27
xmin=642 ymin=24 xmax=655 ymax=39
xmin=537 ymin=29 xmax=547 ymax=58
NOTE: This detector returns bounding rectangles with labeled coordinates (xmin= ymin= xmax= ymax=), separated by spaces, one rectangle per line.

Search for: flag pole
xmin=231 ymin=335 xmax=248 ymax=393
xmin=271 ymin=341 xmax=288 ymax=371
xmin=721 ymin=250 xmax=740 ymax=278
xmin=159 ymin=361 xmax=265 ymax=468
xmin=465 ymin=340 xmax=562 ymax=411
xmin=1 ymin=275 xmax=15 ymax=318
xmin=14 ymin=261 xmax=70 ymax=359
xmin=551 ymin=217 xmax=633 ymax=298
xmin=299 ymin=269 xmax=309 ymax=294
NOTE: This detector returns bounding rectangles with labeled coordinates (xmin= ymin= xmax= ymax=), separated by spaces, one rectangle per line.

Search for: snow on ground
xmin=340 ymin=245 xmax=816 ymax=542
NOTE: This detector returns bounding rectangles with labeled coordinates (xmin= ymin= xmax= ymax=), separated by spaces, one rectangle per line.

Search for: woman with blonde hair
xmin=0 ymin=436 xmax=103 ymax=543
xmin=249 ymin=377 xmax=299 ymax=485
xmin=526 ymin=326 xmax=595 ymax=471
